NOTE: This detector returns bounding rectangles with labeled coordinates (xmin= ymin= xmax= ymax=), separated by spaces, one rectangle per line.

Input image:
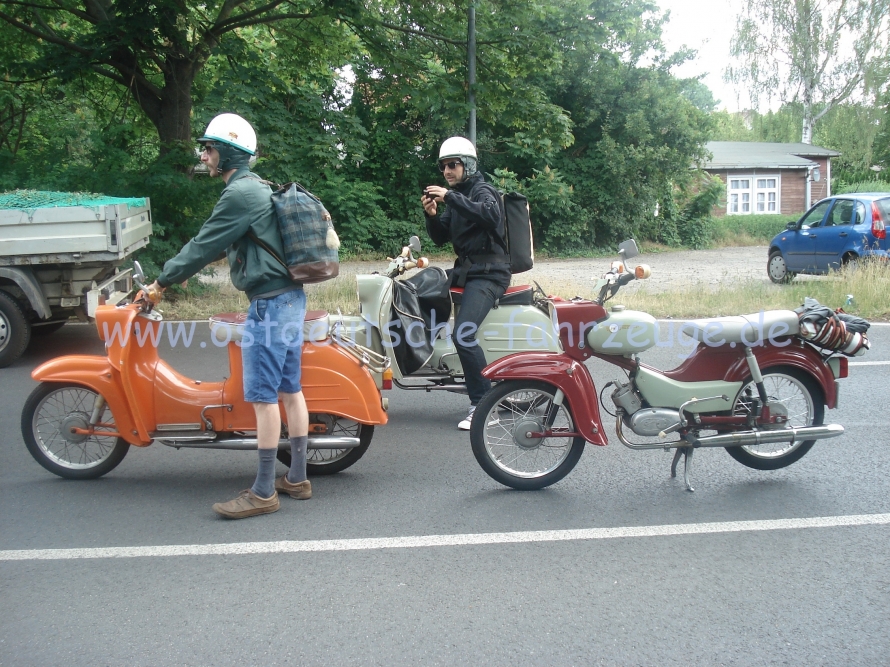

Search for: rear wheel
xmin=276 ymin=414 xmax=373 ymax=475
xmin=0 ymin=291 xmax=30 ymax=368
xmin=725 ymin=368 xmax=824 ymax=470
xmin=21 ymin=383 xmax=130 ymax=479
xmin=470 ymin=380 xmax=586 ymax=490
xmin=768 ymin=251 xmax=795 ymax=284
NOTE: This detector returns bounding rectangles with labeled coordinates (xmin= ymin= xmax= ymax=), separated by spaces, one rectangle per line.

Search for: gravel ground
xmin=205 ymin=245 xmax=834 ymax=295
xmin=330 ymin=245 xmax=778 ymax=294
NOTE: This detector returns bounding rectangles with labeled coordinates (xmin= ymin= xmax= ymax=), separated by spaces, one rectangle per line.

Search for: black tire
xmin=31 ymin=320 xmax=68 ymax=336
xmin=0 ymin=291 xmax=30 ymax=368
xmin=725 ymin=367 xmax=824 ymax=471
xmin=21 ymin=383 xmax=130 ymax=479
xmin=470 ymin=380 xmax=586 ymax=490
xmin=767 ymin=250 xmax=796 ymax=284
xmin=276 ymin=414 xmax=373 ymax=475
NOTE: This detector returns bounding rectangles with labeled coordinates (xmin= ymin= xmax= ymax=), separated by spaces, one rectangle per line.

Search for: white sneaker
xmin=458 ymin=405 xmax=477 ymax=431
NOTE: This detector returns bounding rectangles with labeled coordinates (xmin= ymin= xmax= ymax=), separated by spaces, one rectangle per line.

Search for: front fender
xmin=31 ymin=356 xmax=148 ymax=445
xmin=483 ymin=352 xmax=607 ymax=445
xmin=301 ymin=343 xmax=388 ymax=425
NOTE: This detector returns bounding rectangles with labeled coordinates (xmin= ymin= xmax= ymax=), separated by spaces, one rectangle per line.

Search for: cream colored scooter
xmin=331 ymin=237 xmax=559 ymax=395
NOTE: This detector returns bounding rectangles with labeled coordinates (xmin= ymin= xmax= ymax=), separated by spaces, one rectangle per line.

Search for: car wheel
xmin=842 ymin=253 xmax=859 ymax=274
xmin=767 ymin=251 xmax=795 ymax=284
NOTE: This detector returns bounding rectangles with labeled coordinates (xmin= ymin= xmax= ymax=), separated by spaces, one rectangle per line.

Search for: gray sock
xmin=251 ymin=448 xmax=278 ymax=498
xmin=286 ymin=435 xmax=308 ymax=484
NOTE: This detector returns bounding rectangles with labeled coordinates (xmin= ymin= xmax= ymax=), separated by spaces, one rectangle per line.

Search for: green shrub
xmin=835 ymin=181 xmax=890 ymax=194
xmin=711 ymin=212 xmax=800 ymax=246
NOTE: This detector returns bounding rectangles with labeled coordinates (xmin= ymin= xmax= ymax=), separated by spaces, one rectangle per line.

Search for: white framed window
xmin=728 ymin=175 xmax=780 ymax=215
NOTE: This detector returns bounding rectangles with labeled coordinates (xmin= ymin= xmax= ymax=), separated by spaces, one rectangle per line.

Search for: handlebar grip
xmin=145 ymin=285 xmax=164 ymax=304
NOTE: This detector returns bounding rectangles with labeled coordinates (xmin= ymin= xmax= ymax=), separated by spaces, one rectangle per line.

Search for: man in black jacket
xmin=422 ymin=137 xmax=511 ymax=430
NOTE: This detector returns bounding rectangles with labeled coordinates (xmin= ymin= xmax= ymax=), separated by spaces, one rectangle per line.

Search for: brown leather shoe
xmin=274 ymin=475 xmax=312 ymax=499
xmin=212 ymin=489 xmax=280 ymax=519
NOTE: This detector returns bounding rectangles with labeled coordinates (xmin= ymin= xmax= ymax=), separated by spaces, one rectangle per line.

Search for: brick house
xmin=703 ymin=141 xmax=840 ymax=217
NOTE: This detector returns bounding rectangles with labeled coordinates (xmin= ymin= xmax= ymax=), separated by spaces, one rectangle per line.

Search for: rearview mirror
xmin=409 ymin=235 xmax=422 ymax=253
xmin=786 ymin=221 xmax=798 ymax=231
xmin=617 ymin=239 xmax=639 ymax=260
xmin=133 ymin=261 xmax=145 ymax=283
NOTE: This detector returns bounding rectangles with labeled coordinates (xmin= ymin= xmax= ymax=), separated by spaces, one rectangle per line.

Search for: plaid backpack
xmin=250 ymin=181 xmax=340 ymax=284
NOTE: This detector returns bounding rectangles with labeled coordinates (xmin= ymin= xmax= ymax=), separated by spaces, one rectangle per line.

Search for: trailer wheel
xmin=0 ymin=291 xmax=30 ymax=368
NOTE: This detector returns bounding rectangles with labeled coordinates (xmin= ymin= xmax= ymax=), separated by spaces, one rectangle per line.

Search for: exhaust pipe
xmin=689 ymin=423 xmax=844 ymax=448
xmin=158 ymin=435 xmax=361 ymax=451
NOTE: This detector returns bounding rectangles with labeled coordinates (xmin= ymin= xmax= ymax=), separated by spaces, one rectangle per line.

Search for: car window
xmin=854 ymin=201 xmax=866 ymax=224
xmin=875 ymin=198 xmax=890 ymax=220
xmin=800 ymin=200 xmax=831 ymax=228
xmin=828 ymin=200 xmax=854 ymax=227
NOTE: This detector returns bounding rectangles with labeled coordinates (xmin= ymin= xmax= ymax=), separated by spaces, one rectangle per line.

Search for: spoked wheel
xmin=725 ymin=368 xmax=824 ymax=470
xmin=21 ymin=383 xmax=130 ymax=479
xmin=277 ymin=413 xmax=373 ymax=475
xmin=470 ymin=380 xmax=585 ymax=490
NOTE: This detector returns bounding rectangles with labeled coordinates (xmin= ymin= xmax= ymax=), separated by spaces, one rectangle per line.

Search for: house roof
xmin=703 ymin=141 xmax=841 ymax=170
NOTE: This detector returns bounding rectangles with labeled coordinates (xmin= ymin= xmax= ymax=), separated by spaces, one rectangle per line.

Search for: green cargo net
xmin=0 ymin=189 xmax=147 ymax=210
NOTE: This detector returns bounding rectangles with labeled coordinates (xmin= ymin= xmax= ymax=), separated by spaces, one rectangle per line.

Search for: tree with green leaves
xmin=727 ymin=0 xmax=890 ymax=143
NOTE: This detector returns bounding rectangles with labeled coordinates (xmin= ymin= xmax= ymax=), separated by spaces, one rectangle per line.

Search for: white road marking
xmin=2 ymin=514 xmax=888 ymax=562
xmin=849 ymin=360 xmax=890 ymax=366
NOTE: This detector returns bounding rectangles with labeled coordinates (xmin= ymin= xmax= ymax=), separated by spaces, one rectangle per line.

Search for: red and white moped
xmin=470 ymin=240 xmax=868 ymax=491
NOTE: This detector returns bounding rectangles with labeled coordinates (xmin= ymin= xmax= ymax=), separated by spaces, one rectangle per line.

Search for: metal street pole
xmin=468 ymin=0 xmax=476 ymax=145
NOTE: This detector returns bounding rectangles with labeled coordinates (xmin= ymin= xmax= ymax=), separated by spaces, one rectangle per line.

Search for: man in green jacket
xmin=147 ymin=113 xmax=312 ymax=519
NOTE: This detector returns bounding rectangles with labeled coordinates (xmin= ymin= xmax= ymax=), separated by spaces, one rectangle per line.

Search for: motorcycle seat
xmin=680 ymin=310 xmax=800 ymax=345
xmin=209 ymin=310 xmax=330 ymax=344
xmin=449 ymin=285 xmax=535 ymax=307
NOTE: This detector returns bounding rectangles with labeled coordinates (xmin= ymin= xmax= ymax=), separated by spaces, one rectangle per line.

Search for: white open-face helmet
xmin=438 ymin=136 xmax=477 ymax=176
xmin=199 ymin=113 xmax=257 ymax=155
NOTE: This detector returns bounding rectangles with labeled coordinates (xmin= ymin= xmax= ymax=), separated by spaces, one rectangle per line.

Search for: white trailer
xmin=0 ymin=190 xmax=152 ymax=367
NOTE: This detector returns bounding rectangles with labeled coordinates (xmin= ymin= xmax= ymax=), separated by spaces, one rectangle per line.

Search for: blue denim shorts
xmin=241 ymin=288 xmax=306 ymax=403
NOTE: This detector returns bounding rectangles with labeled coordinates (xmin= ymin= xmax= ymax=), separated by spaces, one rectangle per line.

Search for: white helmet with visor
xmin=438 ymin=136 xmax=477 ymax=176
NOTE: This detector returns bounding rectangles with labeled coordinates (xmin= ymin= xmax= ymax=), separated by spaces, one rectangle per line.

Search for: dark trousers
xmin=453 ymin=278 xmax=506 ymax=405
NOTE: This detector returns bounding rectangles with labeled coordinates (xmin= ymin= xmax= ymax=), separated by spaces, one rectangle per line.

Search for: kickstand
xmin=670 ymin=446 xmax=695 ymax=492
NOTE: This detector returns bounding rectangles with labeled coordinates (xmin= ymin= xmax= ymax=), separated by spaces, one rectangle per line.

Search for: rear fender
xmin=301 ymin=342 xmax=389 ymax=425
xmin=30 ymin=356 xmax=148 ymax=444
xmin=726 ymin=342 xmax=838 ymax=408
xmin=483 ymin=352 xmax=607 ymax=445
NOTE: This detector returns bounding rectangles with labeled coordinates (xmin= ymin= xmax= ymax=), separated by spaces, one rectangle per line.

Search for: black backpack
xmin=492 ymin=191 xmax=534 ymax=274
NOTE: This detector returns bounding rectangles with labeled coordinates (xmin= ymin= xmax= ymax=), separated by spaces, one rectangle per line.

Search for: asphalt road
xmin=1 ymin=321 xmax=889 ymax=666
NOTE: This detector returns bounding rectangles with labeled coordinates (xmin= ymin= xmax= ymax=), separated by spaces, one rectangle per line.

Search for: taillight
xmin=871 ymin=202 xmax=886 ymax=240
xmin=382 ymin=367 xmax=393 ymax=390
xmin=838 ymin=356 xmax=848 ymax=379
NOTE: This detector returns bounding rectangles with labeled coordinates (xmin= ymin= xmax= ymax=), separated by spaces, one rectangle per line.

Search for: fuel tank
xmin=586 ymin=307 xmax=658 ymax=355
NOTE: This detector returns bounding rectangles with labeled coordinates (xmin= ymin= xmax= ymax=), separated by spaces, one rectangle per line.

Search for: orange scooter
xmin=20 ymin=263 xmax=390 ymax=480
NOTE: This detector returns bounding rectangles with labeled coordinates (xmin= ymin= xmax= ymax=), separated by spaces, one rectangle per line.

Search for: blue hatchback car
xmin=767 ymin=193 xmax=889 ymax=283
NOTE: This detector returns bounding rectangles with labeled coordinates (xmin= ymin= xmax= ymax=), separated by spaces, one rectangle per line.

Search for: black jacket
xmin=425 ymin=172 xmax=511 ymax=288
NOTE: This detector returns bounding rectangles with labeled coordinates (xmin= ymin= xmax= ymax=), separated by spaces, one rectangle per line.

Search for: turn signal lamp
xmin=634 ymin=264 xmax=651 ymax=279
xmin=382 ymin=367 xmax=393 ymax=390
xmin=416 ymin=257 xmax=429 ymax=268
xmin=610 ymin=261 xmax=624 ymax=273
xmin=871 ymin=202 xmax=886 ymax=240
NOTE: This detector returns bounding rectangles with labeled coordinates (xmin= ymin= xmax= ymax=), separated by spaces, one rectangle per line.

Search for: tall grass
xmin=161 ymin=256 xmax=888 ymax=322
xmin=616 ymin=258 xmax=888 ymax=320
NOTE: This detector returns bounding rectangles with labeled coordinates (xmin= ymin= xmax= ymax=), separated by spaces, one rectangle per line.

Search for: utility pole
xmin=468 ymin=0 xmax=476 ymax=145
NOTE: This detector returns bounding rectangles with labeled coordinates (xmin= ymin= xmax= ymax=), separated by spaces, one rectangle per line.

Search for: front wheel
xmin=277 ymin=414 xmax=373 ymax=475
xmin=21 ymin=383 xmax=130 ymax=479
xmin=470 ymin=381 xmax=586 ymax=490
xmin=725 ymin=368 xmax=824 ymax=470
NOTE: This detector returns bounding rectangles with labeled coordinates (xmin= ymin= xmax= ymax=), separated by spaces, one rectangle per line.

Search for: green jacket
xmin=157 ymin=168 xmax=294 ymax=300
